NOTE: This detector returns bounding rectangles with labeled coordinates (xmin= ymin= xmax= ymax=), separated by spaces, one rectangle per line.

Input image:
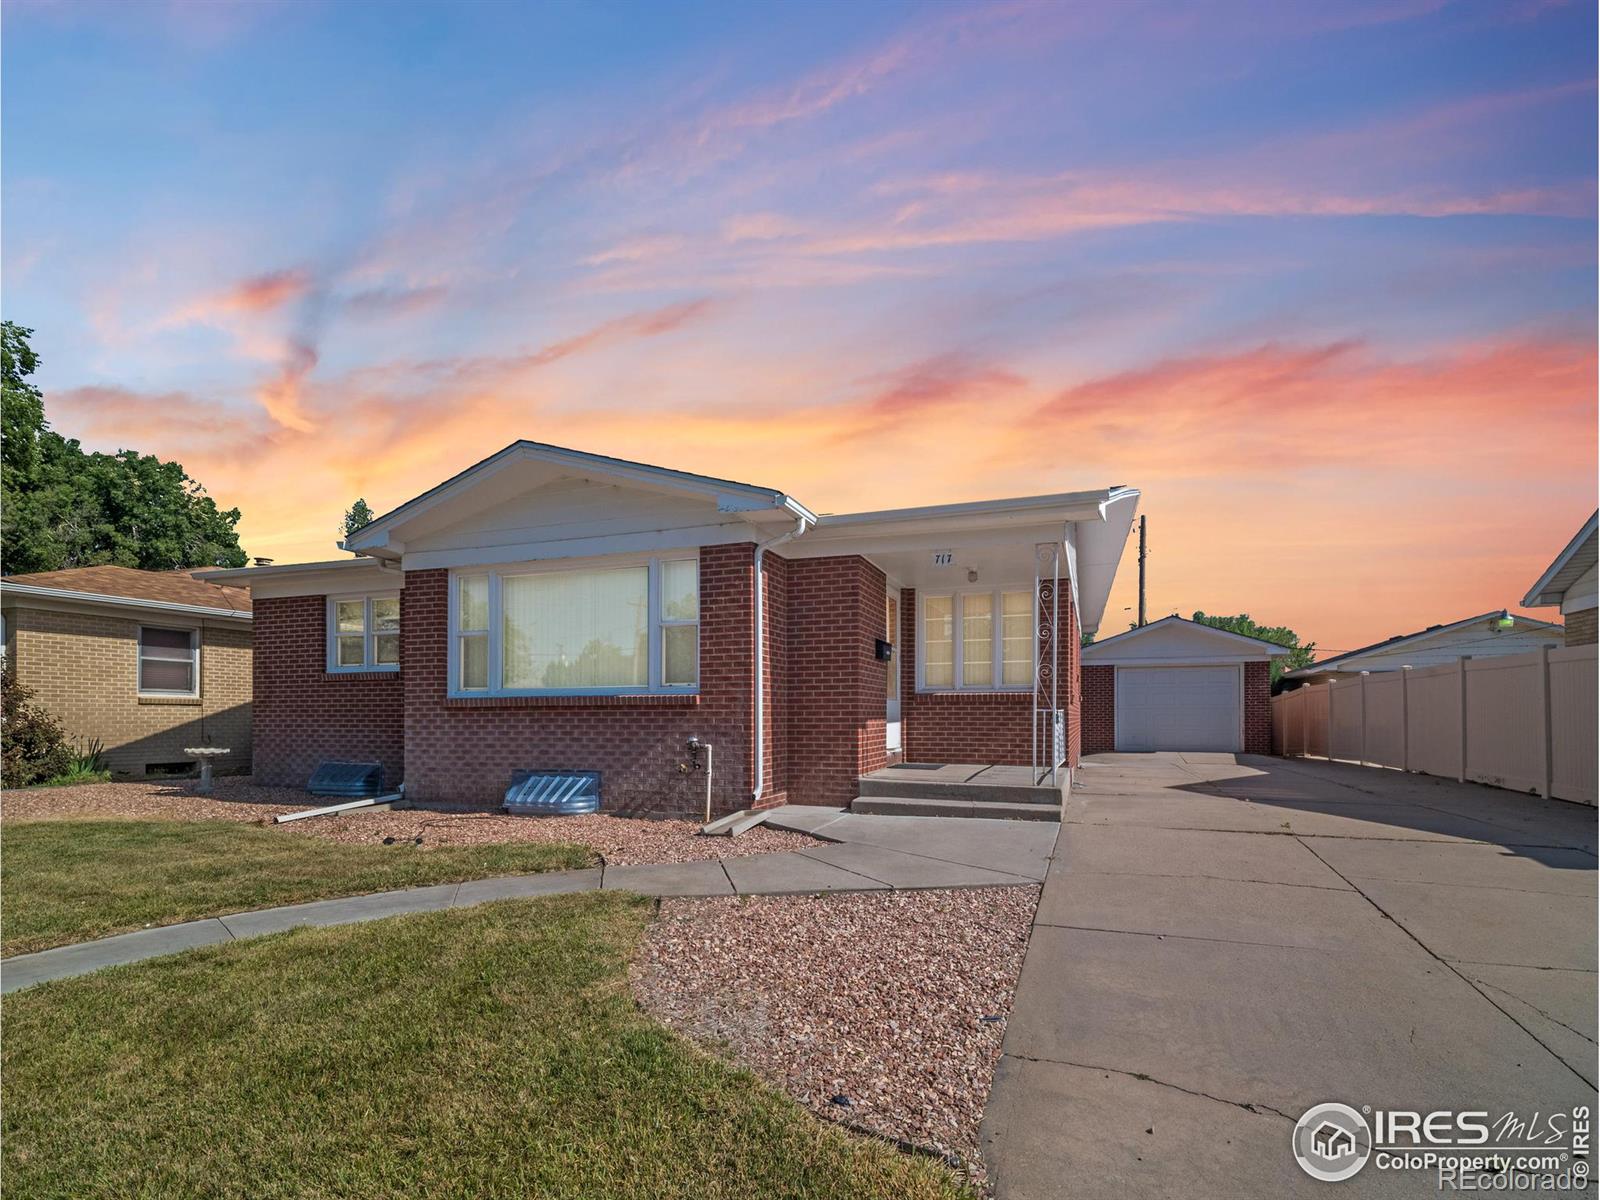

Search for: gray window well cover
xmin=505 ymin=771 xmax=601 ymax=815
xmin=307 ymin=761 xmax=385 ymax=798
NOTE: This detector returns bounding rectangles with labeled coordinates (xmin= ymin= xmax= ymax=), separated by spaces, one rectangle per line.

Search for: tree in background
xmin=343 ymin=497 xmax=376 ymax=538
xmin=1191 ymin=611 xmax=1316 ymax=690
xmin=1 ymin=322 xmax=247 ymax=574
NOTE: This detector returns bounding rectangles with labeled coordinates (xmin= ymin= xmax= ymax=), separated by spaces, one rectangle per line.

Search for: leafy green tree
xmin=343 ymin=497 xmax=376 ymax=538
xmin=0 ymin=322 xmax=247 ymax=573
xmin=1191 ymin=611 xmax=1316 ymax=690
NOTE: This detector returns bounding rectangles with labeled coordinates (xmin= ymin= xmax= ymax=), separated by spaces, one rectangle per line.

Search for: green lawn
xmin=2 ymin=819 xmax=594 ymax=956
xmin=2 ymin=893 xmax=970 ymax=1200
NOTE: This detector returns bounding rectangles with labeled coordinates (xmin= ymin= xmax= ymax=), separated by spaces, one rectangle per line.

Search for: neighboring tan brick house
xmin=1080 ymin=616 xmax=1285 ymax=755
xmin=1 ymin=566 xmax=252 ymax=777
xmin=205 ymin=441 xmax=1142 ymax=816
xmin=1523 ymin=510 xmax=1597 ymax=648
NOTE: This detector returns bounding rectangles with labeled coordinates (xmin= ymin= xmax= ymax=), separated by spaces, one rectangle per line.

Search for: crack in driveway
xmin=1003 ymin=1052 xmax=1298 ymax=1122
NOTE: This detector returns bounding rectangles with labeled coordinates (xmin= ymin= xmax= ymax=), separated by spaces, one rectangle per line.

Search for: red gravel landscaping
xmin=630 ymin=886 xmax=1040 ymax=1186
xmin=2 ymin=779 xmax=820 ymax=866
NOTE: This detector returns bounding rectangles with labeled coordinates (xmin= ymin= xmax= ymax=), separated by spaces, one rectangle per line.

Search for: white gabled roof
xmin=1523 ymin=511 xmax=1598 ymax=608
xmin=1082 ymin=614 xmax=1289 ymax=665
xmin=343 ymin=440 xmax=817 ymax=558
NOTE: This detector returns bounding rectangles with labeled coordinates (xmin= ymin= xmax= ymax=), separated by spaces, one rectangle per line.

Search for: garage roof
xmin=1082 ymin=615 xmax=1290 ymax=665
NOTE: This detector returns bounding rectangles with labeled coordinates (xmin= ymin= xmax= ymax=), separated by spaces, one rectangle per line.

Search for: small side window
xmin=139 ymin=626 xmax=198 ymax=695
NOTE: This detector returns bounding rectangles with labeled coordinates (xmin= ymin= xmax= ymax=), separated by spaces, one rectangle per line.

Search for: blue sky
xmin=3 ymin=0 xmax=1594 ymax=650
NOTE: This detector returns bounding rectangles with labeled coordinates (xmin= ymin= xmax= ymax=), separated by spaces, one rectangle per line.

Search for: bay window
xmin=327 ymin=594 xmax=401 ymax=672
xmin=918 ymin=588 xmax=1035 ymax=691
xmin=451 ymin=555 xmax=699 ymax=695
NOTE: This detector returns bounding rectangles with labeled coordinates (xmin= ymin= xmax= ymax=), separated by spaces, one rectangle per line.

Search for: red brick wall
xmin=1244 ymin=659 xmax=1272 ymax=754
xmin=755 ymin=552 xmax=790 ymax=808
xmin=785 ymin=555 xmax=888 ymax=806
xmin=399 ymin=543 xmax=759 ymax=816
xmin=251 ymin=594 xmax=405 ymax=789
xmin=897 ymin=584 xmax=1081 ymax=769
xmin=1083 ymin=664 xmax=1116 ymax=754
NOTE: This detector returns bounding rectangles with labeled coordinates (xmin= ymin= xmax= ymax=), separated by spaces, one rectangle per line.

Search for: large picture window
xmin=451 ymin=556 xmax=699 ymax=695
xmin=139 ymin=626 xmax=199 ymax=696
xmin=327 ymin=594 xmax=401 ymax=672
xmin=918 ymin=589 xmax=1034 ymax=691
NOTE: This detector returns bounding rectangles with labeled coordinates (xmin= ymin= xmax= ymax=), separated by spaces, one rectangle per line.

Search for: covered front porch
xmin=789 ymin=487 xmax=1140 ymax=787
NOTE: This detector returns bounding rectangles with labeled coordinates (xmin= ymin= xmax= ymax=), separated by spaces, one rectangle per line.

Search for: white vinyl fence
xmin=1272 ymin=644 xmax=1597 ymax=806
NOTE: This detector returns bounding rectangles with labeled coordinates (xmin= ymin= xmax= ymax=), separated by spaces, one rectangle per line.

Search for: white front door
xmin=886 ymin=589 xmax=902 ymax=751
xmin=1115 ymin=665 xmax=1241 ymax=752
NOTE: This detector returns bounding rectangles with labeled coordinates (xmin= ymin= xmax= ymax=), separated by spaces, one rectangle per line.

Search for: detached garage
xmin=1081 ymin=617 xmax=1288 ymax=754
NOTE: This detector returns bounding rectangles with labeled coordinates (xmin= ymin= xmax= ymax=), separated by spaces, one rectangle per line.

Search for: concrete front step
xmin=849 ymin=795 xmax=1062 ymax=821
xmin=857 ymin=763 xmax=1065 ymax=804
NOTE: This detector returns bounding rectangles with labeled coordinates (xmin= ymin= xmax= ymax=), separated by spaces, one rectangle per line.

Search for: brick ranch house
xmin=1 ymin=565 xmax=252 ymax=777
xmin=204 ymin=441 xmax=1145 ymax=817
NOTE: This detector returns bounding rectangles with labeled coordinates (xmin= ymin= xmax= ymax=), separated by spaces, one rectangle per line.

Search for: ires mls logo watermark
xmin=1293 ymin=1103 xmax=1592 ymax=1190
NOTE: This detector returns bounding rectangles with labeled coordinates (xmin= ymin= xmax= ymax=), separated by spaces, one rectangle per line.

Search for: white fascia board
xmin=0 ymin=582 xmax=252 ymax=622
xmin=813 ymin=489 xmax=1118 ymax=534
xmin=1072 ymin=488 xmax=1141 ymax=635
xmin=196 ymin=559 xmax=400 ymax=599
xmin=197 ymin=558 xmax=375 ymax=582
xmin=1523 ymin=512 xmax=1599 ymax=608
xmin=345 ymin=441 xmax=813 ymax=554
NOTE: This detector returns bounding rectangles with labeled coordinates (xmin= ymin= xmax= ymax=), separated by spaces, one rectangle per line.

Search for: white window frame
xmin=137 ymin=624 xmax=201 ymax=697
xmin=447 ymin=553 xmax=700 ymax=698
xmin=326 ymin=593 xmax=401 ymax=673
xmin=916 ymin=587 xmax=1036 ymax=693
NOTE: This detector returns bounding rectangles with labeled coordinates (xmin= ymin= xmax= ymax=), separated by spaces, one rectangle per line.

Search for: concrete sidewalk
xmin=982 ymin=753 xmax=1598 ymax=1199
xmin=2 ymin=808 xmax=1055 ymax=994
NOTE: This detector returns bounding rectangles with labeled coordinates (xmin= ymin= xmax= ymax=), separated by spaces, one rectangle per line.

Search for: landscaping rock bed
xmin=631 ymin=886 xmax=1040 ymax=1185
xmin=278 ymin=809 xmax=821 ymax=865
xmin=1 ymin=778 xmax=305 ymax=824
xmin=3 ymin=780 xmax=820 ymax=866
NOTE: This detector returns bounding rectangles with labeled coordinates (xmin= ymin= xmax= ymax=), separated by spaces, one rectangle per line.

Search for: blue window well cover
xmin=307 ymin=761 xmax=385 ymax=799
xmin=505 ymin=770 xmax=601 ymax=816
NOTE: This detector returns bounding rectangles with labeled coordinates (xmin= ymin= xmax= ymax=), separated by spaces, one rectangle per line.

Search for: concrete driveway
xmin=983 ymin=753 xmax=1598 ymax=1198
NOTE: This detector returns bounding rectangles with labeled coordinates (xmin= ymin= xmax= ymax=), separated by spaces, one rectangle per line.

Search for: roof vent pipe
xmin=752 ymin=515 xmax=811 ymax=804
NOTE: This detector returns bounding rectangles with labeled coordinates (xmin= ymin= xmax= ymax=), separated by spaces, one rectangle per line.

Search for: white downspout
xmin=752 ymin=514 xmax=811 ymax=804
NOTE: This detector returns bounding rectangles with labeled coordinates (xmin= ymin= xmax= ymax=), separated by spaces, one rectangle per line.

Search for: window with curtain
xmin=327 ymin=594 xmax=401 ymax=672
xmin=451 ymin=556 xmax=698 ymax=695
xmin=139 ymin=626 xmax=198 ymax=695
xmin=923 ymin=594 xmax=954 ymax=688
xmin=919 ymin=589 xmax=1034 ymax=691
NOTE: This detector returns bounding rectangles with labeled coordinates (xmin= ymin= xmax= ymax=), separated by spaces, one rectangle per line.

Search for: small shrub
xmin=1 ymin=666 xmax=74 ymax=788
xmin=44 ymin=739 xmax=112 ymax=787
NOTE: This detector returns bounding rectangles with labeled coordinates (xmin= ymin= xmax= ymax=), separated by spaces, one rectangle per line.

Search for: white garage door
xmin=1116 ymin=666 xmax=1241 ymax=752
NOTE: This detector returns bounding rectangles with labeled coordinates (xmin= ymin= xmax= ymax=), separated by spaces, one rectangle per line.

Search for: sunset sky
xmin=3 ymin=0 xmax=1595 ymax=655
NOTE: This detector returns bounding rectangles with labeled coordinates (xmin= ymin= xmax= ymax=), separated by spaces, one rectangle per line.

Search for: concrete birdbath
xmin=185 ymin=747 xmax=231 ymax=794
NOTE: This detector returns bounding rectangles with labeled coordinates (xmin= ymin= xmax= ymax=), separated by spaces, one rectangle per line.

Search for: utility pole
xmin=1137 ymin=515 xmax=1147 ymax=627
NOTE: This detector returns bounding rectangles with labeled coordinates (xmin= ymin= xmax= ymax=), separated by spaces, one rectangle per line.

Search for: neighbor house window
xmin=450 ymin=556 xmax=698 ymax=695
xmin=139 ymin=626 xmax=199 ymax=695
xmin=918 ymin=589 xmax=1034 ymax=691
xmin=327 ymin=594 xmax=401 ymax=672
